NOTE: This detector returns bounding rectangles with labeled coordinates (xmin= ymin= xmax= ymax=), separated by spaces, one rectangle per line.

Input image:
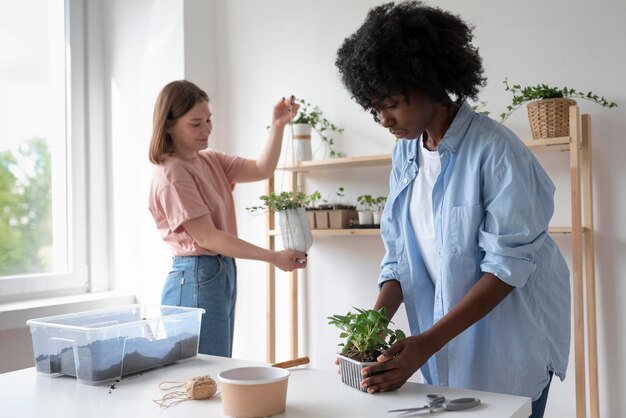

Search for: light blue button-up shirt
xmin=378 ymin=101 xmax=570 ymax=401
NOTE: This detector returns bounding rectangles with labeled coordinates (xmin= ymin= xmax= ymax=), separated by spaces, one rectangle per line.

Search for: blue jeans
xmin=161 ymin=255 xmax=237 ymax=357
xmin=530 ymin=372 xmax=553 ymax=418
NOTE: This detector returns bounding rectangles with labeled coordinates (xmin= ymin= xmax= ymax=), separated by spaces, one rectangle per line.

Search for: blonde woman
xmin=148 ymin=80 xmax=306 ymax=356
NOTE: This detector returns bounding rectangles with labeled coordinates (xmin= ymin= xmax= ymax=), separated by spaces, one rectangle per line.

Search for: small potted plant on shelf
xmin=500 ymin=78 xmax=618 ymax=139
xmin=328 ymin=186 xmax=357 ymax=229
xmin=247 ymin=191 xmax=313 ymax=252
xmin=291 ymin=98 xmax=345 ymax=161
xmin=356 ymin=194 xmax=376 ymax=226
xmin=372 ymin=196 xmax=387 ymax=225
xmin=305 ymin=190 xmax=321 ymax=229
xmin=328 ymin=307 xmax=406 ymax=391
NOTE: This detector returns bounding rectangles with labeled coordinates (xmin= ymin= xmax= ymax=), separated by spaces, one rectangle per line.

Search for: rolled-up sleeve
xmin=378 ymin=147 xmax=403 ymax=288
xmin=479 ymin=151 xmax=556 ymax=288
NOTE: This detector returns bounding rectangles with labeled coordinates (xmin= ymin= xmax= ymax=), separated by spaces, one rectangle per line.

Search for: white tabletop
xmin=0 ymin=355 xmax=531 ymax=418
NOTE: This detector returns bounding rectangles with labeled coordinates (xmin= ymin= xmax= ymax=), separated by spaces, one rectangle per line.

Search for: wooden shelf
xmin=523 ymin=136 xmax=571 ymax=152
xmin=549 ymin=226 xmax=572 ymax=234
xmin=278 ymin=153 xmax=391 ymax=172
xmin=269 ymin=228 xmax=380 ymax=237
xmin=272 ymin=226 xmax=574 ymax=236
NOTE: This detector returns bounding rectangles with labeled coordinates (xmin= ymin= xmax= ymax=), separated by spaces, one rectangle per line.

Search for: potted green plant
xmin=305 ymin=190 xmax=321 ymax=229
xmin=372 ymin=196 xmax=387 ymax=225
xmin=291 ymin=98 xmax=345 ymax=161
xmin=328 ymin=307 xmax=406 ymax=391
xmin=500 ymin=78 xmax=617 ymax=139
xmin=328 ymin=186 xmax=357 ymax=229
xmin=247 ymin=191 xmax=313 ymax=252
xmin=356 ymin=194 xmax=375 ymax=225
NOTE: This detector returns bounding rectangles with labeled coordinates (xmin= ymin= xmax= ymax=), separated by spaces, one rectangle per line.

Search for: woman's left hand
xmin=359 ymin=333 xmax=438 ymax=394
xmin=272 ymin=95 xmax=299 ymax=127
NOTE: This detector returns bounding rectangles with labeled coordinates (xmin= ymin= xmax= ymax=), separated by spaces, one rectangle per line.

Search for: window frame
xmin=0 ymin=0 xmax=103 ymax=302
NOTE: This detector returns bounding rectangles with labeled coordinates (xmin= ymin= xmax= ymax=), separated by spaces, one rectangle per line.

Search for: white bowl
xmin=218 ymin=367 xmax=290 ymax=417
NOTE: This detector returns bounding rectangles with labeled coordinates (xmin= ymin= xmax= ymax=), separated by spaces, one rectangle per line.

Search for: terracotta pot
xmin=328 ymin=209 xmax=358 ymax=229
xmin=218 ymin=366 xmax=290 ymax=417
xmin=314 ymin=210 xmax=330 ymax=229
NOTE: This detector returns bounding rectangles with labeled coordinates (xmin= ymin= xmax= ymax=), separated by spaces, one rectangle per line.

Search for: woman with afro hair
xmin=335 ymin=2 xmax=569 ymax=417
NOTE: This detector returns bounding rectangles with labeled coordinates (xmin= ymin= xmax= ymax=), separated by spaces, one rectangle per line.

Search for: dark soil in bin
xmin=35 ymin=333 xmax=198 ymax=382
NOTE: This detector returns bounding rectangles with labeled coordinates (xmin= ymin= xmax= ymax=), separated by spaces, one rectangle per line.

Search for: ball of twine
xmin=185 ymin=375 xmax=217 ymax=399
xmin=154 ymin=375 xmax=218 ymax=408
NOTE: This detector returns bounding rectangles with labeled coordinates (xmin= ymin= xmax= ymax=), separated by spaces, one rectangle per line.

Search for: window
xmin=0 ymin=0 xmax=89 ymax=301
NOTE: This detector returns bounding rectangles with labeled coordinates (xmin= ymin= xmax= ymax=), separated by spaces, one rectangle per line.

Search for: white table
xmin=0 ymin=355 xmax=531 ymax=418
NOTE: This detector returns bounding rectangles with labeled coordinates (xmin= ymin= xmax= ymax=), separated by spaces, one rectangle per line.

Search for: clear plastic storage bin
xmin=27 ymin=304 xmax=204 ymax=385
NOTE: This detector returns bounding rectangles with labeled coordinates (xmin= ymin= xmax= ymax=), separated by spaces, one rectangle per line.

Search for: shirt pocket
xmin=447 ymin=204 xmax=484 ymax=257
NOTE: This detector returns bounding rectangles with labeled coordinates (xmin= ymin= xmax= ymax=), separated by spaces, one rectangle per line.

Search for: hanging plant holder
xmin=278 ymin=208 xmax=313 ymax=252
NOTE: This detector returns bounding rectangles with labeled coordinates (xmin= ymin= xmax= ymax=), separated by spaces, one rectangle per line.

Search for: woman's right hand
xmin=272 ymin=250 xmax=307 ymax=271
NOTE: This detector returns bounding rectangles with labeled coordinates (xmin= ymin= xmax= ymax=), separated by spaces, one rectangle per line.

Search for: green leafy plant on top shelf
xmin=293 ymin=98 xmax=345 ymax=158
xmin=500 ymin=78 xmax=618 ymax=121
xmin=328 ymin=307 xmax=406 ymax=363
xmin=246 ymin=191 xmax=308 ymax=214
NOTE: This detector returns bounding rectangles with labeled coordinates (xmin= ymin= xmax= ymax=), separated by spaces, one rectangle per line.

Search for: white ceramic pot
xmin=372 ymin=211 xmax=382 ymax=225
xmin=357 ymin=210 xmax=373 ymax=225
xmin=292 ymin=123 xmax=312 ymax=162
xmin=278 ymin=208 xmax=313 ymax=252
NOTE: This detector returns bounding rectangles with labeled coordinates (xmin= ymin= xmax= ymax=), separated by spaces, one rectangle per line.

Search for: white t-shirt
xmin=409 ymin=139 xmax=441 ymax=284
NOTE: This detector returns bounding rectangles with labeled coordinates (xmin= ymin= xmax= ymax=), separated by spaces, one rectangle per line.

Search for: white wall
xmin=101 ymin=1 xmax=626 ymax=417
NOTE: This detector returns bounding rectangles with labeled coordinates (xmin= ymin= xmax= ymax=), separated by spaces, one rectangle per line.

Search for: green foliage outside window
xmin=0 ymin=138 xmax=52 ymax=276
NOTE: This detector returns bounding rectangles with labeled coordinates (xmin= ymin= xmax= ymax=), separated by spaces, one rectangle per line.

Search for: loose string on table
xmin=152 ymin=375 xmax=218 ymax=408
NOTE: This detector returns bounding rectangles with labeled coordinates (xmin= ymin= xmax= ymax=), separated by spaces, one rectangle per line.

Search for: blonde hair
xmin=149 ymin=80 xmax=209 ymax=164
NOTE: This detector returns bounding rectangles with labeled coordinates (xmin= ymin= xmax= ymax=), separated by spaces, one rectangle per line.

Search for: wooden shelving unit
xmin=264 ymin=106 xmax=598 ymax=418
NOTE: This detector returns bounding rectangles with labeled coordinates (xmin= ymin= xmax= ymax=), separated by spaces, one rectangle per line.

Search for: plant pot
xmin=372 ymin=211 xmax=382 ymax=225
xmin=278 ymin=208 xmax=313 ymax=252
xmin=337 ymin=354 xmax=376 ymax=392
xmin=527 ymin=98 xmax=577 ymax=139
xmin=218 ymin=366 xmax=290 ymax=417
xmin=292 ymin=123 xmax=312 ymax=162
xmin=357 ymin=210 xmax=373 ymax=225
xmin=314 ymin=210 xmax=330 ymax=229
xmin=305 ymin=209 xmax=316 ymax=229
xmin=329 ymin=209 xmax=358 ymax=229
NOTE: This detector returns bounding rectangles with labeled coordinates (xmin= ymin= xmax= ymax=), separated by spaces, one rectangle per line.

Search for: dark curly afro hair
xmin=336 ymin=1 xmax=486 ymax=111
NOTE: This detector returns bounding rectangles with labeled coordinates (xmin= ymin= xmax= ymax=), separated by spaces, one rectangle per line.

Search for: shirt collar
xmin=437 ymin=100 xmax=475 ymax=154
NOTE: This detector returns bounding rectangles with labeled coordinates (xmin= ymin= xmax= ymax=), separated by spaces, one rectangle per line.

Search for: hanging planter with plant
xmin=500 ymin=79 xmax=617 ymax=139
xmin=247 ymin=191 xmax=313 ymax=253
xmin=328 ymin=307 xmax=406 ymax=391
xmin=290 ymin=98 xmax=345 ymax=161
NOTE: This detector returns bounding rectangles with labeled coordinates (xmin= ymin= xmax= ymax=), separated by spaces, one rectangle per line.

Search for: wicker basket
xmin=527 ymin=98 xmax=577 ymax=139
